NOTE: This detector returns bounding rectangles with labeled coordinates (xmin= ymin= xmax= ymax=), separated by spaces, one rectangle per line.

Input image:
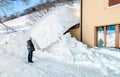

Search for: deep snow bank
xmin=0 ymin=31 xmax=120 ymax=77
xmin=30 ymin=4 xmax=120 ymax=76
xmin=31 ymin=5 xmax=80 ymax=49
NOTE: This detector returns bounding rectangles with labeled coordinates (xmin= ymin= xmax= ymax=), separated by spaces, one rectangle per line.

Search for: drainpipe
xmin=80 ymin=0 xmax=82 ymax=42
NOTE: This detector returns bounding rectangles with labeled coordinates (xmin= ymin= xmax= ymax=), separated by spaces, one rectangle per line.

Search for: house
xmin=81 ymin=0 xmax=120 ymax=48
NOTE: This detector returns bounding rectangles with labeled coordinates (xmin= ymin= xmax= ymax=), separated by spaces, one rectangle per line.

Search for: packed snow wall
xmin=31 ymin=5 xmax=80 ymax=49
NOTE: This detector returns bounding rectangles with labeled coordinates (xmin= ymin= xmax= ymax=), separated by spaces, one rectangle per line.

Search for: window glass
xmin=97 ymin=26 xmax=104 ymax=47
xmin=106 ymin=25 xmax=115 ymax=47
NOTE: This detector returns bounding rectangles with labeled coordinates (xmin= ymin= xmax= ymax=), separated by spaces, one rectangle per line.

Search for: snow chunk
xmin=31 ymin=5 xmax=80 ymax=49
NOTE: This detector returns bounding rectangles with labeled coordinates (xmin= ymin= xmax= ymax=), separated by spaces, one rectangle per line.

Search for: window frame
xmin=95 ymin=24 xmax=120 ymax=48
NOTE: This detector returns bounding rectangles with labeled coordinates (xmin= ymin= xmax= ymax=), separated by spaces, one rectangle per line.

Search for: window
xmin=96 ymin=24 xmax=120 ymax=48
xmin=109 ymin=0 xmax=120 ymax=6
xmin=97 ymin=26 xmax=104 ymax=47
xmin=106 ymin=25 xmax=115 ymax=47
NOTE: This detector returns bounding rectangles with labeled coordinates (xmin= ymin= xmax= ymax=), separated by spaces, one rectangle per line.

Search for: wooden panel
xmin=94 ymin=27 xmax=97 ymax=46
xmin=119 ymin=24 xmax=120 ymax=48
xmin=119 ymin=33 xmax=120 ymax=48
xmin=104 ymin=26 xmax=106 ymax=47
xmin=115 ymin=24 xmax=119 ymax=48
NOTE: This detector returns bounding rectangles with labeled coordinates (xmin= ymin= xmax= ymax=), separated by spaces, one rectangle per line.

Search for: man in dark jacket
xmin=27 ymin=37 xmax=35 ymax=63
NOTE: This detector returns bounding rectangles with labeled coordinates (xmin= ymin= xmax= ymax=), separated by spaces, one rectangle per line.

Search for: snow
xmin=31 ymin=5 xmax=80 ymax=49
xmin=0 ymin=2 xmax=120 ymax=77
xmin=0 ymin=8 xmax=48 ymax=34
xmin=0 ymin=31 xmax=120 ymax=77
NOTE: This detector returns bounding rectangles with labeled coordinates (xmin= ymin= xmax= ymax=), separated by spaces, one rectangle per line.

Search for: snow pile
xmin=0 ymin=31 xmax=120 ymax=77
xmin=45 ymin=32 xmax=120 ymax=76
xmin=39 ymin=32 xmax=120 ymax=76
xmin=30 ymin=4 xmax=120 ymax=76
xmin=31 ymin=5 xmax=80 ymax=49
xmin=0 ymin=3 xmax=120 ymax=77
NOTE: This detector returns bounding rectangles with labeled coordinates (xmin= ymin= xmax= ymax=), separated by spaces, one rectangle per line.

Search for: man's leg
xmin=28 ymin=51 xmax=33 ymax=62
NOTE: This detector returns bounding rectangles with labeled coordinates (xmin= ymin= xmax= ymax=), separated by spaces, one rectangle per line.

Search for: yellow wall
xmin=82 ymin=0 xmax=120 ymax=47
xmin=69 ymin=27 xmax=80 ymax=41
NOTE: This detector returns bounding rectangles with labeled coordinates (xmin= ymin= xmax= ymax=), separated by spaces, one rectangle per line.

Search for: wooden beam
xmin=104 ymin=26 xmax=106 ymax=47
xmin=94 ymin=27 xmax=97 ymax=46
xmin=119 ymin=26 xmax=120 ymax=48
xmin=115 ymin=24 xmax=119 ymax=48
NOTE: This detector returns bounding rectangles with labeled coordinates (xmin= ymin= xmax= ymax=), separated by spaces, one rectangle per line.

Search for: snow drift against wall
xmin=31 ymin=5 xmax=80 ymax=49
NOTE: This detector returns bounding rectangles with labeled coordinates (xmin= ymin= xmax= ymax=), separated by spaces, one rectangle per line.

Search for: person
xmin=98 ymin=38 xmax=104 ymax=47
xmin=27 ymin=37 xmax=35 ymax=63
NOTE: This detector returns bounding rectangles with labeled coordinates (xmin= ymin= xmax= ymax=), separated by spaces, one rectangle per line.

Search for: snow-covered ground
xmin=0 ymin=2 xmax=120 ymax=77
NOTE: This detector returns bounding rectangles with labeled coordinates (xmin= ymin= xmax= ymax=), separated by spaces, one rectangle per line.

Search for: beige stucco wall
xmin=82 ymin=0 xmax=120 ymax=47
xmin=69 ymin=27 xmax=80 ymax=41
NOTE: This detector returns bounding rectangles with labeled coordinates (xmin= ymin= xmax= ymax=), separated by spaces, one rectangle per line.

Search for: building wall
xmin=82 ymin=0 xmax=120 ymax=47
xmin=69 ymin=27 xmax=80 ymax=41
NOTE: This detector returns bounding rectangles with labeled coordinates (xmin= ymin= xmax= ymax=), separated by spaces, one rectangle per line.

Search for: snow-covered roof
xmin=31 ymin=5 xmax=80 ymax=49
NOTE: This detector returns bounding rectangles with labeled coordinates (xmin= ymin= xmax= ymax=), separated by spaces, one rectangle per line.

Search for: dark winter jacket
xmin=27 ymin=40 xmax=35 ymax=51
